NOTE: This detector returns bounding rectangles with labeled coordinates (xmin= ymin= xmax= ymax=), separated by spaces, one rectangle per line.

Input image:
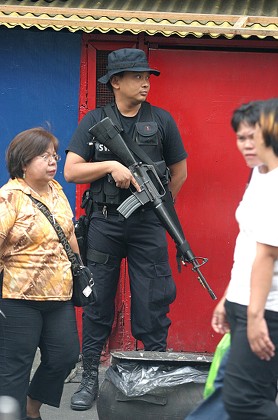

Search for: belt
xmin=93 ymin=202 xmax=153 ymax=216
xmin=92 ymin=203 xmax=119 ymax=214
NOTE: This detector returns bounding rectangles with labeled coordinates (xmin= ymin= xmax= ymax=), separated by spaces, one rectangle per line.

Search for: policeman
xmin=64 ymin=48 xmax=188 ymax=411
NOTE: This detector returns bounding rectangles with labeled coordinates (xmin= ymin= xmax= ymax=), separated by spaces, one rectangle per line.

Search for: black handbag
xmin=29 ymin=196 xmax=96 ymax=307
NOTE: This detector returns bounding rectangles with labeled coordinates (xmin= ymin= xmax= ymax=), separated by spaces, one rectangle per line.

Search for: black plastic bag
xmin=105 ymin=360 xmax=208 ymax=397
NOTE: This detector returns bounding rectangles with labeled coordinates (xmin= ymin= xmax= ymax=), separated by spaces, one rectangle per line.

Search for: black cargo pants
xmin=82 ymin=206 xmax=176 ymax=357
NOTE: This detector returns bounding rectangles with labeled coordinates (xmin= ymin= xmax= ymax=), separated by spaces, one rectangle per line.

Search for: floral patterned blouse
xmin=0 ymin=178 xmax=74 ymax=300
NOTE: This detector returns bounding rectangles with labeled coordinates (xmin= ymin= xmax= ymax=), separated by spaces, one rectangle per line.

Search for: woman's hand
xmin=211 ymin=296 xmax=230 ymax=334
xmin=248 ymin=242 xmax=277 ymax=360
xmin=247 ymin=315 xmax=275 ymax=360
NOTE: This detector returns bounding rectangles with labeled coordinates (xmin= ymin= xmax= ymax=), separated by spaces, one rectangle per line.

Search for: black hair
xmin=107 ymin=71 xmax=126 ymax=91
xmin=6 ymin=127 xmax=59 ymax=179
xmin=231 ymin=100 xmax=263 ymax=132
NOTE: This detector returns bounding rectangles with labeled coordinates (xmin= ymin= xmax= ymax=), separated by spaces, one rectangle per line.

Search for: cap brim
xmin=98 ymin=67 xmax=160 ymax=84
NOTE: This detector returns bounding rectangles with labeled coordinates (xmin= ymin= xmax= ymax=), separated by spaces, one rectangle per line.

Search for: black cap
xmin=98 ymin=48 xmax=160 ymax=84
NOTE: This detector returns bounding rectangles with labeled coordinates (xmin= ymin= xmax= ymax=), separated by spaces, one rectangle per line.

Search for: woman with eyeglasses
xmin=0 ymin=128 xmax=80 ymax=420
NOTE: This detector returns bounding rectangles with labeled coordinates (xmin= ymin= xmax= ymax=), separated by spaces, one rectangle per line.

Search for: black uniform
xmin=67 ymin=102 xmax=187 ymax=354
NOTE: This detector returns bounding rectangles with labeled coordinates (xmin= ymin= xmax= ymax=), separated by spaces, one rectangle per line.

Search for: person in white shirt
xmin=222 ymin=98 xmax=278 ymax=419
xmin=186 ymin=100 xmax=263 ymax=420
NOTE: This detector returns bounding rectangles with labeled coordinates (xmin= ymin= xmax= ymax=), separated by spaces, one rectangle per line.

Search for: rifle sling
xmin=103 ymin=103 xmax=165 ymax=179
xmin=104 ymin=103 xmax=182 ymax=231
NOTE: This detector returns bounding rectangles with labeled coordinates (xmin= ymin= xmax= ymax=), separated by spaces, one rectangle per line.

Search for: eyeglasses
xmin=38 ymin=153 xmax=61 ymax=163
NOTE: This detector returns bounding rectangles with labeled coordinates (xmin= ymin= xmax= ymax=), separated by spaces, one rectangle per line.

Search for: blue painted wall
xmin=0 ymin=27 xmax=82 ymax=211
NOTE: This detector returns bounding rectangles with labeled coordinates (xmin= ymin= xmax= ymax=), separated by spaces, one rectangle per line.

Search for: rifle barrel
xmin=194 ymin=266 xmax=217 ymax=300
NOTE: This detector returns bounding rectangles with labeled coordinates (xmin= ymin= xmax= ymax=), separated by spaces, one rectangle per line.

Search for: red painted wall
xmin=76 ymin=41 xmax=278 ymax=354
xmin=148 ymin=48 xmax=278 ymax=352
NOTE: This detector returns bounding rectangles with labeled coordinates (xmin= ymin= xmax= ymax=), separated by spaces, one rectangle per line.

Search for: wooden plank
xmin=1 ymin=5 xmax=278 ymax=25
xmin=233 ymin=16 xmax=249 ymax=28
xmin=1 ymin=13 xmax=278 ymax=38
xmin=1 ymin=5 xmax=278 ymax=38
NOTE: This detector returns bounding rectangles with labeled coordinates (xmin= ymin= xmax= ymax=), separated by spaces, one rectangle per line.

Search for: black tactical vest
xmin=90 ymin=102 xmax=168 ymax=205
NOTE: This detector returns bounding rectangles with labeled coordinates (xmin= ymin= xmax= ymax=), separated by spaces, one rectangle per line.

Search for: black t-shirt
xmin=67 ymin=104 xmax=188 ymax=166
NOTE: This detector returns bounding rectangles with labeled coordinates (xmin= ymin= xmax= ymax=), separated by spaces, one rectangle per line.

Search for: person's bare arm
xmin=211 ymin=288 xmax=230 ymax=334
xmin=68 ymin=231 xmax=80 ymax=255
xmin=247 ymin=242 xmax=278 ymax=360
xmin=168 ymin=159 xmax=187 ymax=199
xmin=64 ymin=151 xmax=140 ymax=191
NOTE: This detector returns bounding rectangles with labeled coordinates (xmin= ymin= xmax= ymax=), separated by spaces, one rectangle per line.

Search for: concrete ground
xmin=34 ymin=352 xmax=106 ymax=420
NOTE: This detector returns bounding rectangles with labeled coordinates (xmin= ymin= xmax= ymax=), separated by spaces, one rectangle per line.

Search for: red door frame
xmin=75 ymin=39 xmax=141 ymax=359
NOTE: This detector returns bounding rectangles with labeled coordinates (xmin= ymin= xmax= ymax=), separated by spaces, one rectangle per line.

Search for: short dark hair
xmin=6 ymin=127 xmax=59 ymax=179
xmin=107 ymin=71 xmax=125 ymax=91
xmin=231 ymin=100 xmax=263 ymax=132
xmin=259 ymin=98 xmax=278 ymax=157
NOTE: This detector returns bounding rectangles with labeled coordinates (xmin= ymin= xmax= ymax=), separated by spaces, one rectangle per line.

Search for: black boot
xmin=70 ymin=355 xmax=100 ymax=411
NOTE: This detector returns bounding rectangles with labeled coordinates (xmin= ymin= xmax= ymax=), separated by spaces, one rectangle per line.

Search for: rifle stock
xmin=89 ymin=117 xmax=217 ymax=300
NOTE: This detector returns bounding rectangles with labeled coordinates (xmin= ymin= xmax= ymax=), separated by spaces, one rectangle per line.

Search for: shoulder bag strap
xmin=28 ymin=196 xmax=80 ymax=274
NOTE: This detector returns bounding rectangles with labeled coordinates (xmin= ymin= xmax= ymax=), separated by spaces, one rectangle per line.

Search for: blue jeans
xmin=185 ymin=349 xmax=230 ymax=420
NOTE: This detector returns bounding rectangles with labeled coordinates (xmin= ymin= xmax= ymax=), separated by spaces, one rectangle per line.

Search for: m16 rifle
xmin=89 ymin=117 xmax=217 ymax=300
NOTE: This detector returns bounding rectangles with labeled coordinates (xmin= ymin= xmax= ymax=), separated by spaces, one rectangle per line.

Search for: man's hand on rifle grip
xmin=109 ymin=161 xmax=140 ymax=191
